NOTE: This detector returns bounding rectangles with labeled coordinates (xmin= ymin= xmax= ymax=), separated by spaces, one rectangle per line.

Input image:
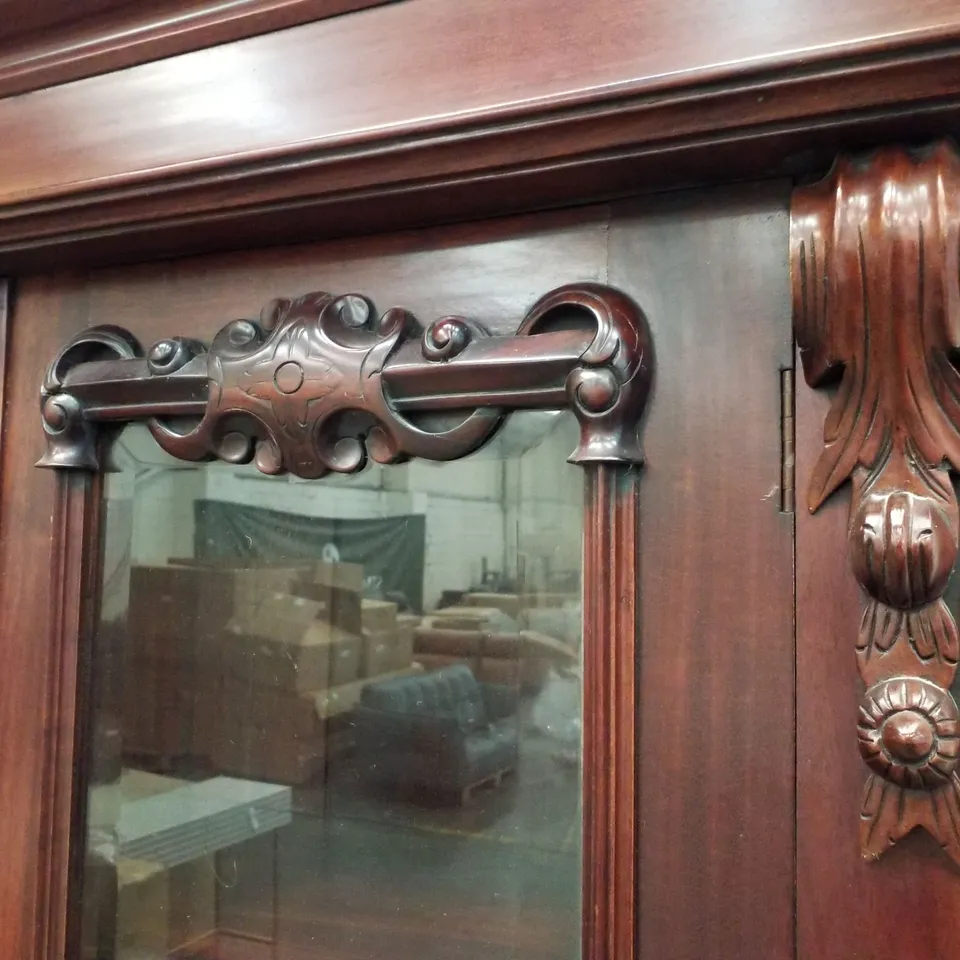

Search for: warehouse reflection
xmin=82 ymin=413 xmax=584 ymax=960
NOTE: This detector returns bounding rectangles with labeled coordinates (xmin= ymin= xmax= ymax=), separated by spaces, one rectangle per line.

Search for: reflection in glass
xmin=82 ymin=413 xmax=584 ymax=960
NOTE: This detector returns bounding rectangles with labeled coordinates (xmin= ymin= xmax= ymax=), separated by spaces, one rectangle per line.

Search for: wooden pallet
xmin=459 ymin=766 xmax=516 ymax=805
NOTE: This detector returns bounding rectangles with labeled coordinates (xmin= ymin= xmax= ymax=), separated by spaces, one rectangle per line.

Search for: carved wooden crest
xmin=792 ymin=142 xmax=960 ymax=863
xmin=38 ymin=283 xmax=652 ymax=476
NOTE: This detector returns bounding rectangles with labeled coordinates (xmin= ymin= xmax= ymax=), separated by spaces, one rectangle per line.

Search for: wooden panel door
xmin=0 ymin=189 xmax=795 ymax=960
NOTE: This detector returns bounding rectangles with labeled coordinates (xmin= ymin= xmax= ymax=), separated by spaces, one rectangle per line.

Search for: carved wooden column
xmin=792 ymin=142 xmax=960 ymax=863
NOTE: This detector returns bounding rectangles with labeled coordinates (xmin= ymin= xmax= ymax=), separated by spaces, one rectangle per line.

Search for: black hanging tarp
xmin=193 ymin=499 xmax=426 ymax=612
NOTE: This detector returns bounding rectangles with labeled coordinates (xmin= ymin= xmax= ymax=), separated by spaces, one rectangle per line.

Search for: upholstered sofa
xmin=354 ymin=664 xmax=519 ymax=803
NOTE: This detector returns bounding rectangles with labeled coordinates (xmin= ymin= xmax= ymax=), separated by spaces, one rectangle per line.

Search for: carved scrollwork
xmin=39 ymin=325 xmax=143 ymax=470
xmin=792 ymin=142 xmax=960 ymax=864
xmin=38 ymin=283 xmax=652 ymax=479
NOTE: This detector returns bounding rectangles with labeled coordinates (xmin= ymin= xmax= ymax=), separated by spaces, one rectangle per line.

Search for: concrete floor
xmin=216 ymin=731 xmax=582 ymax=960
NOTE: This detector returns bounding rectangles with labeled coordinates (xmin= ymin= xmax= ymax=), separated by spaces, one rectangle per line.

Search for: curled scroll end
xmin=37 ymin=394 xmax=101 ymax=470
xmin=37 ymin=325 xmax=143 ymax=471
xmin=519 ymin=282 xmax=652 ymax=467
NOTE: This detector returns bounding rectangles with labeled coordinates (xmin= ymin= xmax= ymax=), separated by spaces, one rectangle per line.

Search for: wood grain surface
xmin=0 ymin=1 xmax=960 ymax=272
xmin=609 ymin=185 xmax=796 ymax=960
xmin=0 ymin=0 xmax=393 ymax=99
xmin=0 ymin=209 xmax=614 ymax=960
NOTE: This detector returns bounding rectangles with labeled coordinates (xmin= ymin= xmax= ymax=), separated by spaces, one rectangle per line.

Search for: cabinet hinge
xmin=780 ymin=367 xmax=795 ymax=514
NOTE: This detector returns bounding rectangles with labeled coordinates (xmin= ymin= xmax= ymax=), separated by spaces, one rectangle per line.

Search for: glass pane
xmin=82 ymin=412 xmax=584 ymax=960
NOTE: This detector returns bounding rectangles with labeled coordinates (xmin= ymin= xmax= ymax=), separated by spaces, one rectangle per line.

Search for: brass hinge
xmin=780 ymin=367 xmax=795 ymax=514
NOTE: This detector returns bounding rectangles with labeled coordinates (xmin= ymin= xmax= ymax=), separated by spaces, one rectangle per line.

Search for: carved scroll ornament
xmin=792 ymin=142 xmax=960 ymax=864
xmin=38 ymin=283 xmax=652 ymax=476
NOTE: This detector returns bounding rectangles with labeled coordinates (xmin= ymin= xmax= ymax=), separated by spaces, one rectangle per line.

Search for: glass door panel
xmin=82 ymin=412 xmax=583 ymax=960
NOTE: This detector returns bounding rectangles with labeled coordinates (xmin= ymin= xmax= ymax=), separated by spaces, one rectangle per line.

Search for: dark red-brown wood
xmin=796 ymin=349 xmax=960 ymax=960
xmin=1 ymin=2 xmax=960 ymax=269
xmin=2 ymin=193 xmax=797 ymax=960
xmin=583 ymin=466 xmax=639 ymax=960
xmin=37 ymin=283 xmax=651 ymax=476
xmin=2 ymin=209 xmax=640 ymax=960
xmin=0 ymin=0 xmax=393 ymax=100
xmin=609 ymin=185 xmax=796 ymax=960
xmin=1 ymin=0 xmax=133 ymax=40
xmin=795 ymin=144 xmax=960 ymax=959
xmin=794 ymin=143 xmax=960 ymax=865
xmin=0 ymin=277 xmax=102 ymax=960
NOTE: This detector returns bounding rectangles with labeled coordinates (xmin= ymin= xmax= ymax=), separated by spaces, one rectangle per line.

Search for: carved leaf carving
xmin=792 ymin=143 xmax=960 ymax=865
xmin=793 ymin=143 xmax=960 ymax=513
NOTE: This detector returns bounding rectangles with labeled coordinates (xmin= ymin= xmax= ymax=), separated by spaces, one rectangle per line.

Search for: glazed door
xmin=0 ymin=187 xmax=795 ymax=960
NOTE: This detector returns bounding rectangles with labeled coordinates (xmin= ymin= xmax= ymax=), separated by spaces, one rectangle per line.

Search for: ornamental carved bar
xmin=792 ymin=142 xmax=960 ymax=864
xmin=37 ymin=283 xmax=652 ymax=475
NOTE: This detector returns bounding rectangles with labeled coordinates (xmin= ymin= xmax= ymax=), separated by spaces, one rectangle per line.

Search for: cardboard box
xmin=132 ymin=562 xmax=306 ymax=645
xmin=218 ymin=678 xmax=324 ymax=739
xmin=293 ymin=561 xmax=364 ymax=634
xmin=212 ymin=725 xmax=326 ymax=785
xmin=117 ymin=859 xmax=169 ymax=959
xmin=206 ymin=677 xmax=329 ymax=783
xmin=168 ymin=556 xmax=310 ymax=601
xmin=303 ymin=560 xmax=364 ymax=592
xmin=129 ymin=565 xmax=226 ymax=646
xmin=462 ymin=592 xmax=523 ymax=618
xmin=113 ymin=773 xmax=220 ymax=957
xmin=361 ymin=599 xmax=398 ymax=633
xmin=224 ymin=593 xmax=362 ymax=693
xmin=121 ymin=652 xmax=201 ymax=760
xmin=116 ymin=855 xmax=217 ymax=958
xmin=361 ymin=631 xmax=396 ymax=678
xmin=480 ymin=656 xmax=522 ymax=687
xmin=229 ymin=591 xmax=322 ymax=643
xmin=224 ymin=624 xmax=361 ymax=694
xmin=431 ymin=606 xmax=504 ymax=631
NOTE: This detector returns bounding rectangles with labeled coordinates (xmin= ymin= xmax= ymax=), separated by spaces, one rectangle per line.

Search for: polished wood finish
xmin=38 ymin=269 xmax=654 ymax=960
xmin=793 ymin=143 xmax=960 ymax=865
xmin=0 ymin=281 xmax=7 ymax=454
xmin=609 ymin=186 xmax=795 ymax=960
xmin=2 ymin=2 xmax=960 ymax=268
xmin=0 ymin=211 xmax=621 ymax=960
xmin=0 ymin=0 xmax=392 ymax=100
xmin=2 ymin=198 xmax=794 ymax=959
xmin=38 ymin=284 xmax=651 ymax=475
xmin=796 ymin=337 xmax=960 ymax=960
xmin=583 ymin=466 xmax=639 ymax=960
xmin=0 ymin=278 xmax=102 ymax=960
xmin=1 ymin=0 xmax=132 ymax=40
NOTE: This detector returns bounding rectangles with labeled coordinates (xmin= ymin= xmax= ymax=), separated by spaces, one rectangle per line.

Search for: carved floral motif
xmin=792 ymin=142 xmax=960 ymax=864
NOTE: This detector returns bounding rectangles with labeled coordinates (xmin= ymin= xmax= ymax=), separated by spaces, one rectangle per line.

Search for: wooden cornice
xmin=3 ymin=0 xmax=960 ymax=269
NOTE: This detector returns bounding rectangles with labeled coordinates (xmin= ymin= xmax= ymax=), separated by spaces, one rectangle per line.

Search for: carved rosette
xmin=858 ymin=678 xmax=959 ymax=789
xmin=792 ymin=142 xmax=960 ymax=864
xmin=38 ymin=284 xmax=652 ymax=479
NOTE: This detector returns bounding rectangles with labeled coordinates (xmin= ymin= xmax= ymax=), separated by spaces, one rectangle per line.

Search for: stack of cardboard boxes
xmin=123 ymin=558 xmax=419 ymax=784
xmin=123 ymin=561 xmax=306 ymax=765
xmin=412 ymin=591 xmax=579 ymax=689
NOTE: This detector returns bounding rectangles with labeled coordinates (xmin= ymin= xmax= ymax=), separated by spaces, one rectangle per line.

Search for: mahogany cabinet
xmin=3 ymin=3 xmax=960 ymax=960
